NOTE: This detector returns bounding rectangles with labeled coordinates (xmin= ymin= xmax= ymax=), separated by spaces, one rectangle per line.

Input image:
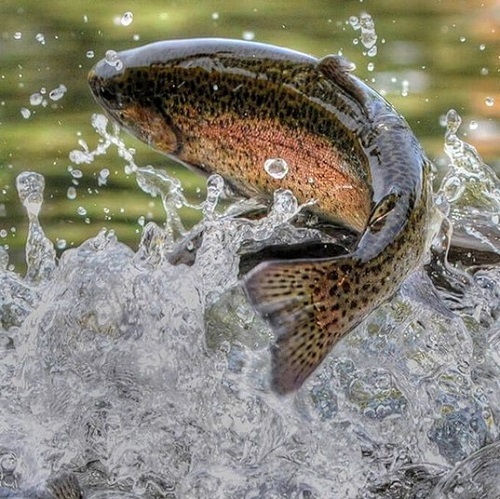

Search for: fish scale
xmin=88 ymin=38 xmax=432 ymax=394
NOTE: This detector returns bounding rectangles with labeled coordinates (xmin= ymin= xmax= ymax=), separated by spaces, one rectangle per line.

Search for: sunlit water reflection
xmin=1 ymin=111 xmax=500 ymax=498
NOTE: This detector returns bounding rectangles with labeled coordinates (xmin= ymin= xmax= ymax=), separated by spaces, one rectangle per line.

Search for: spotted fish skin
xmin=88 ymin=38 xmax=432 ymax=394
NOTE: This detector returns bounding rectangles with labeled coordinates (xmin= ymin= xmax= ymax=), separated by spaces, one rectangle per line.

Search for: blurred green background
xmin=0 ymin=0 xmax=498 ymax=270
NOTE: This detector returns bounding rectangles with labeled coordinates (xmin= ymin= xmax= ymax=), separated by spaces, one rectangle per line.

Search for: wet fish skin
xmin=88 ymin=38 xmax=432 ymax=394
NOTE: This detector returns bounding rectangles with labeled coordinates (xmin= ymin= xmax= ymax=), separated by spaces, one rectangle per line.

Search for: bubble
xmin=86 ymin=50 xmax=95 ymax=59
xmin=459 ymin=36 xmax=466 ymax=42
xmin=121 ymin=11 xmax=134 ymax=26
xmin=367 ymin=62 xmax=375 ymax=72
xmin=480 ymin=68 xmax=489 ymax=76
xmin=242 ymin=31 xmax=255 ymax=41
xmin=469 ymin=121 xmax=478 ymax=131
xmin=67 ymin=187 xmax=77 ymax=200
xmin=49 ymin=84 xmax=67 ymax=101
xmin=133 ymin=34 xmax=140 ymax=41
xmin=20 ymin=107 xmax=31 ymax=119
xmin=30 ymin=92 xmax=43 ymax=106
xmin=264 ymin=158 xmax=289 ymax=179
xmin=479 ymin=44 xmax=486 ymax=51
xmin=13 ymin=32 xmax=22 ymax=40
xmin=485 ymin=97 xmax=495 ymax=107
xmin=77 ymin=206 xmax=87 ymax=216
xmin=35 ymin=33 xmax=45 ymax=45
xmin=211 ymin=12 xmax=219 ymax=20
xmin=0 ymin=230 xmax=7 ymax=238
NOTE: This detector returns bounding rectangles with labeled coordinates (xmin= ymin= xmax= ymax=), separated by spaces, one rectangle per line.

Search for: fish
xmin=88 ymin=38 xmax=432 ymax=394
xmin=0 ymin=472 xmax=83 ymax=499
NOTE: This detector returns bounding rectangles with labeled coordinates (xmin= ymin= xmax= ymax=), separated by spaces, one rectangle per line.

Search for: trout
xmin=88 ymin=38 xmax=432 ymax=394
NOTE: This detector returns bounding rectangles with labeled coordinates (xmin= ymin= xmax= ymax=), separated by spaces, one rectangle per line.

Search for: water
xmin=0 ymin=108 xmax=499 ymax=497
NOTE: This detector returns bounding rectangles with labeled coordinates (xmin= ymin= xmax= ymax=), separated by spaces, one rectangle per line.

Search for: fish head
xmin=88 ymin=50 xmax=181 ymax=154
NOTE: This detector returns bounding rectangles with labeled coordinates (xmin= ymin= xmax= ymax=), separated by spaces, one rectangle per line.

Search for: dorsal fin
xmin=317 ymin=55 xmax=367 ymax=109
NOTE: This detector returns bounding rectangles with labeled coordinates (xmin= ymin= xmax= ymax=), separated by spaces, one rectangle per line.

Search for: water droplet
xmin=77 ymin=206 xmax=87 ymax=216
xmin=348 ymin=16 xmax=360 ymax=30
xmin=491 ymin=214 xmax=499 ymax=225
xmin=13 ymin=32 xmax=22 ymax=40
xmin=71 ymin=169 xmax=83 ymax=179
xmin=56 ymin=239 xmax=67 ymax=250
xmin=67 ymin=187 xmax=77 ymax=200
xmin=203 ymin=174 xmax=225 ymax=218
xmin=121 ymin=11 xmax=133 ymax=26
xmin=459 ymin=36 xmax=466 ymax=42
xmin=30 ymin=92 xmax=43 ymax=106
xmin=480 ymin=67 xmax=489 ymax=76
xmin=16 ymin=172 xmax=44 ymax=216
xmin=86 ymin=50 xmax=95 ymax=59
xmin=479 ymin=43 xmax=486 ymax=51
xmin=49 ymin=83 xmax=67 ymax=101
xmin=469 ymin=121 xmax=478 ymax=131
xmin=133 ymin=34 xmax=140 ymax=41
xmin=264 ymin=158 xmax=289 ymax=179
xmin=105 ymin=50 xmax=123 ymax=71
xmin=242 ymin=31 xmax=255 ymax=41
xmin=138 ymin=215 xmax=145 ymax=227
xmin=271 ymin=189 xmax=298 ymax=215
xmin=20 ymin=107 xmax=31 ymax=119
xmin=485 ymin=96 xmax=495 ymax=107
xmin=98 ymin=168 xmax=110 ymax=186
xmin=401 ymin=80 xmax=409 ymax=97
xmin=367 ymin=62 xmax=375 ymax=72
xmin=445 ymin=109 xmax=462 ymax=134
xmin=0 ymin=452 xmax=17 ymax=473
xmin=211 ymin=12 xmax=219 ymax=20
xmin=35 ymin=33 xmax=45 ymax=45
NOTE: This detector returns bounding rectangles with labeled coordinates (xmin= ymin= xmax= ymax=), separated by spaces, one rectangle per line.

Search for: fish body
xmin=88 ymin=38 xmax=432 ymax=393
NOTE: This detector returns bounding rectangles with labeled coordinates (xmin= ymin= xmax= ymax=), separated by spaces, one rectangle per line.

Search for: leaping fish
xmin=88 ymin=38 xmax=432 ymax=394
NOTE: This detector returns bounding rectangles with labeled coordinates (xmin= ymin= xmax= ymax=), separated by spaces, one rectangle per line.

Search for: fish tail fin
xmin=46 ymin=472 xmax=83 ymax=499
xmin=244 ymin=256 xmax=365 ymax=394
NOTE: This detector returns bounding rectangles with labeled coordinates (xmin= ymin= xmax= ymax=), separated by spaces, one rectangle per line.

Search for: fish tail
xmin=244 ymin=255 xmax=369 ymax=394
xmin=46 ymin=472 xmax=83 ymax=499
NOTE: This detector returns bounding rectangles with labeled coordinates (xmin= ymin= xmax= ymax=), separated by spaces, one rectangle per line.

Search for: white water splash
xmin=1 ymin=112 xmax=500 ymax=497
